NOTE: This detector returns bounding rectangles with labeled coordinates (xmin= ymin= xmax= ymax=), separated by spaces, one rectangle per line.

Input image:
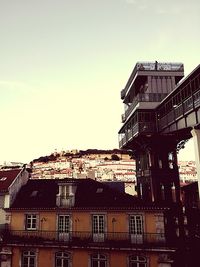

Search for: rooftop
xmin=0 ymin=168 xmax=23 ymax=192
xmin=10 ymin=178 xmax=169 ymax=210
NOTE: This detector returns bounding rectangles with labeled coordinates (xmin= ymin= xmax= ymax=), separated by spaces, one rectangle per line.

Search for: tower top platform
xmin=121 ymin=61 xmax=184 ymax=100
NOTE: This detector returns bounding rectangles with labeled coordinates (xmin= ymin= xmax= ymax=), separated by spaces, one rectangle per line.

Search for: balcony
xmin=123 ymin=93 xmax=168 ymax=122
xmin=56 ymin=195 xmax=75 ymax=207
xmin=119 ymin=122 xmax=156 ymax=149
xmin=2 ymin=230 xmax=173 ymax=248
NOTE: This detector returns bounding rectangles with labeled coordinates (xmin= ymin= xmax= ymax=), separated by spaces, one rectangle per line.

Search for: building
xmin=119 ymin=61 xmax=184 ymax=202
xmin=0 ymin=166 xmax=30 ymax=266
xmin=118 ymin=61 xmax=200 ymax=265
xmin=0 ymin=167 xmax=30 ymax=227
xmin=2 ymin=178 xmax=178 ymax=267
xmin=31 ymin=149 xmax=134 ymax=181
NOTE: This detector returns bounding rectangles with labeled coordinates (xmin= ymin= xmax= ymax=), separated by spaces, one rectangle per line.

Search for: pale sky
xmin=0 ymin=0 xmax=199 ymax=163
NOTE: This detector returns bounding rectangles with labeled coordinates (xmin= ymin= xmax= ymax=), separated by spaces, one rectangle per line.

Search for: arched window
xmin=55 ymin=252 xmax=70 ymax=267
xmin=129 ymin=255 xmax=147 ymax=267
xmin=21 ymin=251 xmax=36 ymax=267
xmin=91 ymin=254 xmax=107 ymax=267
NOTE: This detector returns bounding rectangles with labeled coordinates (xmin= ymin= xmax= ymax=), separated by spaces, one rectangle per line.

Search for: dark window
xmin=21 ymin=251 xmax=36 ymax=267
xmin=91 ymin=254 xmax=107 ymax=267
xmin=55 ymin=252 xmax=70 ymax=267
xmin=25 ymin=214 xmax=37 ymax=230
xmin=129 ymin=255 xmax=147 ymax=267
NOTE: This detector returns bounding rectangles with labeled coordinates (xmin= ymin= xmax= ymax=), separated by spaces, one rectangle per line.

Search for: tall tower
xmin=119 ymin=61 xmax=184 ymax=203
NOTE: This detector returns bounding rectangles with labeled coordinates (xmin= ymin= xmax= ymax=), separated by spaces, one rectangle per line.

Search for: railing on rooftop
xmin=2 ymin=230 xmax=171 ymax=247
xmin=135 ymin=62 xmax=184 ymax=72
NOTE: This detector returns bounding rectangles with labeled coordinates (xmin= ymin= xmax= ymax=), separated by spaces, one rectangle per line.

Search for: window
xmin=25 ymin=214 xmax=37 ymax=230
xmin=129 ymin=255 xmax=147 ymax=267
xmin=93 ymin=215 xmax=105 ymax=234
xmin=57 ymin=184 xmax=75 ymax=207
xmin=58 ymin=215 xmax=70 ymax=232
xmin=129 ymin=215 xmax=143 ymax=235
xmin=58 ymin=215 xmax=71 ymax=241
xmin=91 ymin=254 xmax=107 ymax=267
xmin=55 ymin=252 xmax=70 ymax=267
xmin=129 ymin=215 xmax=143 ymax=244
xmin=21 ymin=251 xmax=36 ymax=267
xmin=61 ymin=185 xmax=69 ymax=197
xmin=92 ymin=214 xmax=105 ymax=242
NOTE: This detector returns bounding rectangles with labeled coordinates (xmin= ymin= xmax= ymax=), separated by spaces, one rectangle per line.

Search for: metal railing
xmin=134 ymin=62 xmax=184 ymax=72
xmin=123 ymin=93 xmax=168 ymax=122
xmin=2 ymin=230 xmax=169 ymax=247
xmin=119 ymin=122 xmax=156 ymax=148
xmin=157 ymin=90 xmax=200 ymax=131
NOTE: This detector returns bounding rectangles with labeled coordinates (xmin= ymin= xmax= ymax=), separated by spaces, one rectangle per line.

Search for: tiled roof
xmin=0 ymin=169 xmax=22 ymax=192
xmin=10 ymin=178 xmax=169 ymax=210
xmin=11 ymin=179 xmax=58 ymax=208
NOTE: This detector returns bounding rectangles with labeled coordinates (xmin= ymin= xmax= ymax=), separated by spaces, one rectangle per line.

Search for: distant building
xmin=31 ymin=150 xmax=136 ymax=185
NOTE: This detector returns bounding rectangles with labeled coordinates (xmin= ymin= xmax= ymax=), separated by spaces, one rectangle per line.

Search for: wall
xmin=10 ymin=209 xmax=164 ymax=235
xmin=9 ymin=168 xmax=29 ymax=206
xmin=10 ymin=211 xmax=56 ymax=232
xmin=11 ymin=247 xmax=162 ymax=267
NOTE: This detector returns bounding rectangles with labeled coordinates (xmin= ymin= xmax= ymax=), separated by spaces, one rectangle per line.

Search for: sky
xmin=0 ymin=0 xmax=199 ymax=164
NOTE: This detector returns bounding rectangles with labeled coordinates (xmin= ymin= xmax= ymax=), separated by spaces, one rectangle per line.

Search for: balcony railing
xmin=56 ymin=195 xmax=75 ymax=207
xmin=123 ymin=93 xmax=168 ymax=122
xmin=119 ymin=122 xmax=156 ymax=148
xmin=2 ymin=230 xmax=171 ymax=247
xmin=158 ymin=90 xmax=200 ymax=132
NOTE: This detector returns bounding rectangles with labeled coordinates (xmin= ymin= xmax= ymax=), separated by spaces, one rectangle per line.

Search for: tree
xmin=111 ymin=154 xmax=120 ymax=161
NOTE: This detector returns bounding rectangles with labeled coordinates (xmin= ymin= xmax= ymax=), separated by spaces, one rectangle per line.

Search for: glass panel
xmin=100 ymin=261 xmax=106 ymax=267
xmin=130 ymin=216 xmax=136 ymax=234
xmin=92 ymin=260 xmax=98 ymax=267
xmin=129 ymin=255 xmax=147 ymax=267
xmin=26 ymin=215 xmax=37 ymax=230
xmin=138 ymin=256 xmax=146 ymax=262
xmin=93 ymin=215 xmax=105 ymax=233
xmin=56 ymin=258 xmax=62 ymax=267
xmin=99 ymin=216 xmax=104 ymax=233
xmin=91 ymin=254 xmax=107 ymax=267
xmin=58 ymin=215 xmax=70 ymax=232
xmin=99 ymin=254 xmax=106 ymax=260
xmin=63 ymin=259 xmax=69 ymax=267
xmin=130 ymin=215 xmax=143 ymax=235
xmin=22 ymin=251 xmax=36 ymax=267
xmin=55 ymin=252 xmax=69 ymax=267
xmin=23 ymin=258 xmax=28 ymax=267
xmin=30 ymin=257 xmax=35 ymax=265
xmin=136 ymin=216 xmax=142 ymax=235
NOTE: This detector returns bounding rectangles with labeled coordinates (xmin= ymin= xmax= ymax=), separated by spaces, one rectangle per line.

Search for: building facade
xmin=2 ymin=178 xmax=177 ymax=267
